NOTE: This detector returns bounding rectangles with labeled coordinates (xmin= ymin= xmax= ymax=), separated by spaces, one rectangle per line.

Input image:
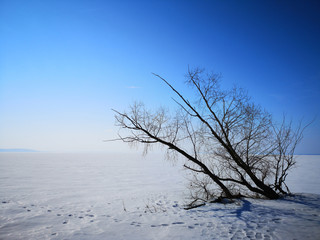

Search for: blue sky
xmin=0 ymin=0 xmax=319 ymax=153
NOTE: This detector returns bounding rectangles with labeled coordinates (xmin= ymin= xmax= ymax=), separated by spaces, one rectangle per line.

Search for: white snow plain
xmin=0 ymin=152 xmax=319 ymax=240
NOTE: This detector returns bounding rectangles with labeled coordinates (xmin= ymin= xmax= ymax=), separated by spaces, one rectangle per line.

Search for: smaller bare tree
xmin=111 ymin=68 xmax=308 ymax=205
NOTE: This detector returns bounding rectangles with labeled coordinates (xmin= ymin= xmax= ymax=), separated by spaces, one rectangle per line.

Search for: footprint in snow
xmin=272 ymin=218 xmax=281 ymax=223
xmin=206 ymin=222 xmax=214 ymax=228
xmin=172 ymin=222 xmax=184 ymax=225
xmin=264 ymin=234 xmax=271 ymax=240
xmin=255 ymin=232 xmax=263 ymax=239
xmin=130 ymin=221 xmax=141 ymax=227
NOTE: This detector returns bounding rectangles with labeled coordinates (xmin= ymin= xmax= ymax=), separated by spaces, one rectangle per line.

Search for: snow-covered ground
xmin=0 ymin=153 xmax=319 ymax=240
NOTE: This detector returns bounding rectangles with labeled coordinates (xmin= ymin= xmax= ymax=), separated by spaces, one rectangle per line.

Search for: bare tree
xmin=111 ymin=68 xmax=307 ymax=204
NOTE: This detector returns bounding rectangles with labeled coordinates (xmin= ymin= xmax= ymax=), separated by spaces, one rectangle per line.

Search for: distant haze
xmin=0 ymin=149 xmax=38 ymax=153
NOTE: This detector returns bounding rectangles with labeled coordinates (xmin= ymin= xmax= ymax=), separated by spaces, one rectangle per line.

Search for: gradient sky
xmin=0 ymin=0 xmax=319 ymax=153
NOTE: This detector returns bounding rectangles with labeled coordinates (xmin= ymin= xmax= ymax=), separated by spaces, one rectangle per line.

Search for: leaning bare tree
xmin=112 ymin=68 xmax=306 ymax=204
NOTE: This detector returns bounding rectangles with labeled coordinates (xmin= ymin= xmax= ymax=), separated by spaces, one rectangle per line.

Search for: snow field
xmin=0 ymin=153 xmax=320 ymax=239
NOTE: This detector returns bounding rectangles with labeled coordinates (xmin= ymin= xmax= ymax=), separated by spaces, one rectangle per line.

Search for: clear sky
xmin=0 ymin=0 xmax=319 ymax=154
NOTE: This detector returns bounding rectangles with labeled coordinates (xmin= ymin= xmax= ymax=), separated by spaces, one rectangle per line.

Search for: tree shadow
xmin=187 ymin=194 xmax=320 ymax=226
xmin=281 ymin=194 xmax=320 ymax=210
xmin=232 ymin=199 xmax=252 ymax=219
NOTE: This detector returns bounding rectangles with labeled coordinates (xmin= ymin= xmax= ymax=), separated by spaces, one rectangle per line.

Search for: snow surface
xmin=0 ymin=153 xmax=319 ymax=240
